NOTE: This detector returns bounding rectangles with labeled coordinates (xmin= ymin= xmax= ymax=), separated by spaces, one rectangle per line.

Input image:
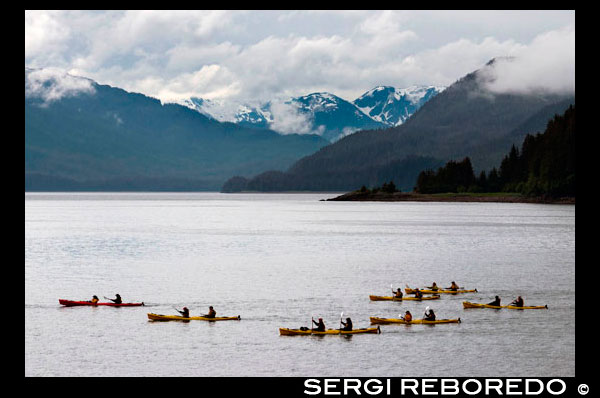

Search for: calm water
xmin=25 ymin=193 xmax=575 ymax=377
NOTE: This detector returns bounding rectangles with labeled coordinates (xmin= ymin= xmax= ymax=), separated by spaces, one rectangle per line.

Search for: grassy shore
xmin=326 ymin=191 xmax=575 ymax=204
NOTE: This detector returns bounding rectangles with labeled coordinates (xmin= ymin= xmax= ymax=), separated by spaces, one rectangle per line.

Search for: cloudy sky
xmin=25 ymin=10 xmax=575 ymax=104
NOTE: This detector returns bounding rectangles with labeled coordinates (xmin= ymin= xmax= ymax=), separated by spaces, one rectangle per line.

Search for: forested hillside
xmin=415 ymin=105 xmax=575 ymax=197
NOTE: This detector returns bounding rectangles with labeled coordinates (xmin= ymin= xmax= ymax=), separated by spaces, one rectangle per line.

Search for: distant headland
xmin=325 ymin=190 xmax=575 ymax=204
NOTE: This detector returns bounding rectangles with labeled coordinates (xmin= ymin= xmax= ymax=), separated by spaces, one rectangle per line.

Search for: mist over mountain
xmin=25 ymin=68 xmax=328 ymax=191
xmin=222 ymin=59 xmax=574 ymax=192
xmin=175 ymin=86 xmax=444 ymax=142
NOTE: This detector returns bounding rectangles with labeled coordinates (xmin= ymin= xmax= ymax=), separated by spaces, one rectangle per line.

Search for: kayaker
xmin=90 ymin=295 xmax=99 ymax=304
xmin=448 ymin=281 xmax=459 ymax=291
xmin=424 ymin=306 xmax=436 ymax=321
xmin=393 ymin=288 xmax=403 ymax=299
xmin=488 ymin=296 xmax=501 ymax=306
xmin=108 ymin=294 xmax=122 ymax=304
xmin=403 ymin=311 xmax=413 ymax=322
xmin=427 ymin=282 xmax=439 ymax=291
xmin=312 ymin=317 xmax=326 ymax=332
xmin=203 ymin=306 xmax=216 ymax=318
xmin=341 ymin=317 xmax=353 ymax=331
xmin=177 ymin=306 xmax=190 ymax=318
xmin=510 ymin=296 xmax=524 ymax=307
xmin=413 ymin=288 xmax=423 ymax=299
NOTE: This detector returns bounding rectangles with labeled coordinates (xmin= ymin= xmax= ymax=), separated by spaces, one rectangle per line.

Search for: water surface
xmin=25 ymin=193 xmax=575 ymax=376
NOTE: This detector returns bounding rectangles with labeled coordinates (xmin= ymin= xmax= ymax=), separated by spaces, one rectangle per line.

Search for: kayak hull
xmin=405 ymin=288 xmax=477 ymax=294
xmin=59 ymin=299 xmax=144 ymax=307
xmin=463 ymin=301 xmax=548 ymax=310
xmin=505 ymin=305 xmax=548 ymax=310
xmin=370 ymin=316 xmax=461 ymax=325
xmin=279 ymin=327 xmax=380 ymax=336
xmin=369 ymin=295 xmax=440 ymax=301
xmin=147 ymin=313 xmax=241 ymax=321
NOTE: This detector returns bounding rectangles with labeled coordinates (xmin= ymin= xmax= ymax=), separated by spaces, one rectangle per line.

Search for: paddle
xmin=339 ymin=311 xmax=344 ymax=331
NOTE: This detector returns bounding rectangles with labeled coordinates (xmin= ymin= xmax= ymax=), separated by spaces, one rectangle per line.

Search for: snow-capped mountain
xmin=288 ymin=92 xmax=386 ymax=141
xmin=353 ymin=85 xmax=446 ymax=127
xmin=177 ymin=97 xmax=273 ymax=129
xmin=176 ymin=85 xmax=444 ymax=142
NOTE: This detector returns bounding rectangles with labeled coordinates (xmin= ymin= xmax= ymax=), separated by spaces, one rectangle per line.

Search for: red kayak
xmin=59 ymin=299 xmax=144 ymax=307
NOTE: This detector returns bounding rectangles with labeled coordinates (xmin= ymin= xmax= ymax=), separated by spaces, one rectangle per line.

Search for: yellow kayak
xmin=369 ymin=295 xmax=440 ymax=301
xmin=370 ymin=316 xmax=461 ymax=325
xmin=147 ymin=313 xmax=241 ymax=321
xmin=463 ymin=301 xmax=548 ymax=310
xmin=405 ymin=287 xmax=478 ymax=294
xmin=279 ymin=327 xmax=381 ymax=336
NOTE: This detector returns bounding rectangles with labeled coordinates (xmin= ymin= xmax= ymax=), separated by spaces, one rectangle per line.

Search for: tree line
xmin=414 ymin=105 xmax=575 ymax=197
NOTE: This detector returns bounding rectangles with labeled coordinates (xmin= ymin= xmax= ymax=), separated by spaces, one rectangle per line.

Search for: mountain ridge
xmin=25 ymin=68 xmax=329 ymax=191
xmin=222 ymin=60 xmax=574 ymax=192
xmin=174 ymin=85 xmax=445 ymax=142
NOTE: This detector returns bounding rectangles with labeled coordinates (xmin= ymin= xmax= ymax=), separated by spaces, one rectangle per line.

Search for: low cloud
xmin=268 ymin=100 xmax=319 ymax=135
xmin=25 ymin=68 xmax=95 ymax=104
xmin=479 ymin=26 xmax=575 ymax=95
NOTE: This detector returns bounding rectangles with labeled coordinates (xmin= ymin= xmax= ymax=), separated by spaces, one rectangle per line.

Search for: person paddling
xmin=393 ymin=288 xmax=403 ymax=299
xmin=427 ymin=282 xmax=439 ymax=291
xmin=403 ymin=310 xmax=413 ymax=322
xmin=203 ymin=306 xmax=216 ymax=318
xmin=510 ymin=296 xmax=524 ymax=307
xmin=108 ymin=294 xmax=122 ymax=304
xmin=424 ymin=306 xmax=436 ymax=321
xmin=176 ymin=306 xmax=190 ymax=318
xmin=413 ymin=288 xmax=423 ymax=299
xmin=312 ymin=317 xmax=326 ymax=332
xmin=488 ymin=296 xmax=501 ymax=306
xmin=448 ymin=281 xmax=459 ymax=291
xmin=340 ymin=317 xmax=353 ymax=331
xmin=89 ymin=295 xmax=99 ymax=304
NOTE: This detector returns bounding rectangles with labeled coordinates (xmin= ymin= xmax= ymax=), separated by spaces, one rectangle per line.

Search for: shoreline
xmin=325 ymin=191 xmax=575 ymax=204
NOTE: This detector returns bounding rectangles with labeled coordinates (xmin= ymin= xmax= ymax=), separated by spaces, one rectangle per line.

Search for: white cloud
xmin=480 ymin=26 xmax=575 ymax=95
xmin=25 ymin=10 xmax=575 ymax=105
xmin=268 ymin=100 xmax=317 ymax=135
xmin=25 ymin=68 xmax=96 ymax=103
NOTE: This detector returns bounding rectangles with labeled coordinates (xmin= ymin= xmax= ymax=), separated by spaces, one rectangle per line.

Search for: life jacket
xmin=91 ymin=298 xmax=99 ymax=304
xmin=404 ymin=313 xmax=413 ymax=322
